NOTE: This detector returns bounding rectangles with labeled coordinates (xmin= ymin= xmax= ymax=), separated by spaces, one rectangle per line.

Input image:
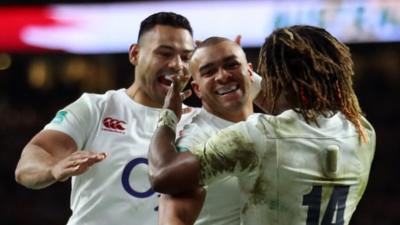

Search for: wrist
xmin=157 ymin=109 xmax=178 ymax=131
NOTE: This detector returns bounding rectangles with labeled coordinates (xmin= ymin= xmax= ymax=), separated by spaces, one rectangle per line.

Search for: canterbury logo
xmin=103 ymin=117 xmax=126 ymax=131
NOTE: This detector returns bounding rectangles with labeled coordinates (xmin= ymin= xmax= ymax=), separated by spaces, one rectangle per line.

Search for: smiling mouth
xmin=215 ymin=84 xmax=239 ymax=95
xmin=158 ymin=74 xmax=173 ymax=86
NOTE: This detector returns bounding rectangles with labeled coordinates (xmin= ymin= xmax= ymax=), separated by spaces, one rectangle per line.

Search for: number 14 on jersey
xmin=303 ymin=185 xmax=350 ymax=225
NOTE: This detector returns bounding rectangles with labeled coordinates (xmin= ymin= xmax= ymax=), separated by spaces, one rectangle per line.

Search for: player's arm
xmin=16 ymin=95 xmax=107 ymax=189
xmin=15 ymin=130 xmax=106 ymax=190
xmin=149 ymin=123 xmax=201 ymax=194
xmin=148 ymin=77 xmax=202 ymax=195
xmin=158 ymin=188 xmax=206 ymax=225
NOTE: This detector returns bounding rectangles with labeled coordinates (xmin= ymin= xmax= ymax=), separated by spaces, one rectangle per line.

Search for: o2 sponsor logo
xmin=121 ymin=157 xmax=154 ymax=198
xmin=121 ymin=157 xmax=159 ymax=211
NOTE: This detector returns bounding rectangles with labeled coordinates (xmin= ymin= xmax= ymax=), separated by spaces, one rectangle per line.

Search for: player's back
xmin=241 ymin=109 xmax=375 ymax=225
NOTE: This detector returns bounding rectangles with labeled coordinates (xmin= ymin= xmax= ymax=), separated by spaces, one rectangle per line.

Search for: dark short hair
xmin=137 ymin=12 xmax=193 ymax=42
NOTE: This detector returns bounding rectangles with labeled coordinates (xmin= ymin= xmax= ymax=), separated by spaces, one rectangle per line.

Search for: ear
xmin=247 ymin=63 xmax=254 ymax=80
xmin=191 ymin=80 xmax=202 ymax=99
xmin=129 ymin=44 xmax=140 ymax=65
xmin=248 ymin=62 xmax=253 ymax=71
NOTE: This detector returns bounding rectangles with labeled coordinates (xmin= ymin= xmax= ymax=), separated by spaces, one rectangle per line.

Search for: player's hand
xmin=163 ymin=75 xmax=192 ymax=120
xmin=51 ymin=151 xmax=107 ymax=182
xmin=234 ymin=34 xmax=241 ymax=45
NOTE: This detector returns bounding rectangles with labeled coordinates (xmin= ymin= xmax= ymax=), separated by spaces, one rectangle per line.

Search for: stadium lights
xmin=0 ymin=0 xmax=399 ymax=54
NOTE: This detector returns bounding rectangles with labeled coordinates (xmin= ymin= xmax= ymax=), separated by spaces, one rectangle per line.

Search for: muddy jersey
xmin=176 ymin=109 xmax=242 ymax=225
xmin=44 ymin=89 xmax=198 ymax=225
xmin=192 ymin=109 xmax=375 ymax=225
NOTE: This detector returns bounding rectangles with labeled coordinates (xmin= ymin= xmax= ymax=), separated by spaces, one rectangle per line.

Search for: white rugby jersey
xmin=176 ymin=108 xmax=242 ymax=225
xmin=192 ymin=109 xmax=375 ymax=225
xmin=44 ymin=89 xmax=198 ymax=225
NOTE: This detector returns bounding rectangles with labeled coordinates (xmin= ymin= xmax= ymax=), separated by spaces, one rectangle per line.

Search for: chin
xmin=223 ymin=102 xmax=245 ymax=111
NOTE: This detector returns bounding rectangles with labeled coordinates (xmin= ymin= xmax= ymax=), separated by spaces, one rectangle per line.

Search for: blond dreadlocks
xmin=257 ymin=25 xmax=368 ymax=143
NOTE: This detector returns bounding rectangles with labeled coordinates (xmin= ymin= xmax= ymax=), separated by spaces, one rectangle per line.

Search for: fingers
xmin=180 ymin=89 xmax=192 ymax=101
xmin=74 ymin=152 xmax=107 ymax=167
xmin=67 ymin=152 xmax=106 ymax=166
xmin=171 ymin=75 xmax=180 ymax=91
xmin=59 ymin=165 xmax=81 ymax=181
xmin=172 ymin=74 xmax=191 ymax=91
xmin=182 ymin=107 xmax=192 ymax=114
xmin=234 ymin=35 xmax=242 ymax=45
xmin=172 ymin=76 xmax=191 ymax=101
xmin=52 ymin=151 xmax=107 ymax=181
xmin=195 ymin=40 xmax=202 ymax=46
xmin=164 ymin=75 xmax=189 ymax=120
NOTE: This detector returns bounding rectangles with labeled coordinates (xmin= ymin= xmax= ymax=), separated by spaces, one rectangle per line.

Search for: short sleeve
xmin=44 ymin=94 xmax=96 ymax=149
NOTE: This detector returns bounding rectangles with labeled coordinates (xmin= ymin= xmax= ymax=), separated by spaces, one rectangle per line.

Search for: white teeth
xmin=164 ymin=73 xmax=174 ymax=81
xmin=216 ymin=84 xmax=239 ymax=95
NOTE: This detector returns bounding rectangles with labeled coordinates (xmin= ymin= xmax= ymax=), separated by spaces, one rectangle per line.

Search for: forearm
xmin=158 ymin=189 xmax=205 ymax=225
xmin=148 ymin=126 xmax=181 ymax=193
xmin=15 ymin=144 xmax=57 ymax=189
xmin=148 ymin=126 xmax=178 ymax=177
xmin=148 ymin=126 xmax=202 ymax=194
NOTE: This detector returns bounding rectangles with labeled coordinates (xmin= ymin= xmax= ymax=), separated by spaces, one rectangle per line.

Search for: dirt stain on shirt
xmin=193 ymin=128 xmax=259 ymax=185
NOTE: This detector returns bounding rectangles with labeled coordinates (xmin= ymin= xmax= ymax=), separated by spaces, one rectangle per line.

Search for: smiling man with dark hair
xmin=15 ymin=12 xmax=198 ymax=225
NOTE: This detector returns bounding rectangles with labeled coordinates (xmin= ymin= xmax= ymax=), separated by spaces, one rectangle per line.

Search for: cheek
xmin=202 ymin=79 xmax=215 ymax=92
xmin=196 ymin=80 xmax=212 ymax=99
xmin=245 ymin=78 xmax=252 ymax=90
xmin=143 ymin=60 xmax=163 ymax=80
xmin=141 ymin=53 xmax=163 ymax=69
xmin=182 ymin=62 xmax=190 ymax=71
xmin=235 ymin=72 xmax=248 ymax=88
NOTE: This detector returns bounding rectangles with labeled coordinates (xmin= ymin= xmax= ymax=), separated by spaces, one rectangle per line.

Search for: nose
xmin=215 ymin=68 xmax=232 ymax=83
xmin=168 ymin=55 xmax=184 ymax=72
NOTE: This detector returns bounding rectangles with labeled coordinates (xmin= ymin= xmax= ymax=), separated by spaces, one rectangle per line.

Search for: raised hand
xmin=234 ymin=34 xmax=242 ymax=45
xmin=51 ymin=151 xmax=107 ymax=182
xmin=163 ymin=75 xmax=192 ymax=120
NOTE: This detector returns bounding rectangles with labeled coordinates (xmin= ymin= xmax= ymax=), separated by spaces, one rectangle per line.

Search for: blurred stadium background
xmin=1 ymin=0 xmax=399 ymax=224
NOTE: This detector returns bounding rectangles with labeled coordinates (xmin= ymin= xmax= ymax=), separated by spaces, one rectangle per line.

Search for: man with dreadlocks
xmin=148 ymin=25 xmax=376 ymax=225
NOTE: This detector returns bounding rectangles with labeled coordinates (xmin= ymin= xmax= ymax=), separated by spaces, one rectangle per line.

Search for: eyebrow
xmin=198 ymin=55 xmax=238 ymax=73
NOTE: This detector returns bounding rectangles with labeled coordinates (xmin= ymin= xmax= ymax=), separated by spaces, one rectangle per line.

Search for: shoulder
xmin=179 ymin=108 xmax=230 ymax=138
xmin=81 ymin=89 xmax=123 ymax=106
xmin=360 ymin=115 xmax=376 ymax=150
xmin=55 ymin=89 xmax=125 ymax=123
xmin=176 ymin=109 xmax=210 ymax=152
xmin=178 ymin=107 xmax=201 ymax=129
xmin=240 ymin=113 xmax=273 ymax=134
xmin=75 ymin=89 xmax=136 ymax=116
xmin=360 ymin=116 xmax=376 ymax=137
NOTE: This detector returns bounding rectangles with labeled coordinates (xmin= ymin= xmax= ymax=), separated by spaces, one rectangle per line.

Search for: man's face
xmin=191 ymin=41 xmax=252 ymax=117
xmin=130 ymin=25 xmax=193 ymax=106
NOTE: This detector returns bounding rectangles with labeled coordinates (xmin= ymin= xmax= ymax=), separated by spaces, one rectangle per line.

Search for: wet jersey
xmin=192 ymin=109 xmax=375 ymax=225
xmin=177 ymin=109 xmax=242 ymax=225
xmin=44 ymin=89 xmax=198 ymax=225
